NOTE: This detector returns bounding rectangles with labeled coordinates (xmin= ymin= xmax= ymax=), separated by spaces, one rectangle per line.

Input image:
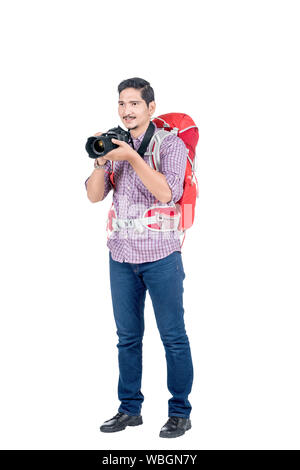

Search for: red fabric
xmin=109 ymin=167 xmax=115 ymax=187
xmin=106 ymin=203 xmax=116 ymax=239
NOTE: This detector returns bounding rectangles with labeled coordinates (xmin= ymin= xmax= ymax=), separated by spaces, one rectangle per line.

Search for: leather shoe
xmin=100 ymin=411 xmax=143 ymax=433
xmin=159 ymin=416 xmax=191 ymax=438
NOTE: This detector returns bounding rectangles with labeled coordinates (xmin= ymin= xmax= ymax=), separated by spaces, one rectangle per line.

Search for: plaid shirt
xmin=85 ymin=121 xmax=187 ymax=263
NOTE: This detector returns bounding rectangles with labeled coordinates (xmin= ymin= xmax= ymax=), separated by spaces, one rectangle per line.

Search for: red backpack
xmin=108 ymin=113 xmax=199 ymax=248
xmin=148 ymin=113 xmax=199 ymax=247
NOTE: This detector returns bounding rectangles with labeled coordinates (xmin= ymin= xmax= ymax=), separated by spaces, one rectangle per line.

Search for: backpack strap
xmin=144 ymin=129 xmax=173 ymax=171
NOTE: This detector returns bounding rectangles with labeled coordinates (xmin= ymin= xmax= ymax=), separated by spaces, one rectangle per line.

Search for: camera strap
xmin=129 ymin=121 xmax=156 ymax=157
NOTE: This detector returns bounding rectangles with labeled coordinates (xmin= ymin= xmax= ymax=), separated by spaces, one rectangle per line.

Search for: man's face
xmin=118 ymin=87 xmax=155 ymax=133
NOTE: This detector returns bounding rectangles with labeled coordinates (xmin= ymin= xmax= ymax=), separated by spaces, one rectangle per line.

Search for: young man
xmin=85 ymin=78 xmax=194 ymax=438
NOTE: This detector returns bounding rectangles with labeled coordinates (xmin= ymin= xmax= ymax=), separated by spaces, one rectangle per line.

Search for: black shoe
xmin=100 ymin=411 xmax=143 ymax=433
xmin=159 ymin=416 xmax=192 ymax=438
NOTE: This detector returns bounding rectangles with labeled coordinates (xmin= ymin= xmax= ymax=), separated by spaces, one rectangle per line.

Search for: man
xmin=85 ymin=77 xmax=193 ymax=438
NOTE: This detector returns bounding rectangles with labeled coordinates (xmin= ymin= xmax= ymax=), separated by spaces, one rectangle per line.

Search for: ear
xmin=149 ymin=100 xmax=156 ymax=116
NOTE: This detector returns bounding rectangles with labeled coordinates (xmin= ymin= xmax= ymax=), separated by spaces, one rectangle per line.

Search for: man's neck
xmin=130 ymin=121 xmax=151 ymax=139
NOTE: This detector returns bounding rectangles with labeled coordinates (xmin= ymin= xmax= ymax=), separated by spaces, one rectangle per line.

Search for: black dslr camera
xmin=85 ymin=126 xmax=131 ymax=159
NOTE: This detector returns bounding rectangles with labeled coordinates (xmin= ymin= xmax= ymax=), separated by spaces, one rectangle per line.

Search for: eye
xmin=132 ymin=102 xmax=137 ymax=105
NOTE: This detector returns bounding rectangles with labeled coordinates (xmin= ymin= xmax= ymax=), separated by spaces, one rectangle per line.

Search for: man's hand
xmin=104 ymin=138 xmax=138 ymax=163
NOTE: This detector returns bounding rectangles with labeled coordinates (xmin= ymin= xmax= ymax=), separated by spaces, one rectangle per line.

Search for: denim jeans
xmin=109 ymin=250 xmax=193 ymax=419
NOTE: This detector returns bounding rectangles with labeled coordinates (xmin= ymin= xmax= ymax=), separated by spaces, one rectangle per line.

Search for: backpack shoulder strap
xmin=144 ymin=129 xmax=172 ymax=171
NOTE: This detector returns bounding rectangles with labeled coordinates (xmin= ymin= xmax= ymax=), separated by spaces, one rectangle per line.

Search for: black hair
xmin=117 ymin=77 xmax=155 ymax=107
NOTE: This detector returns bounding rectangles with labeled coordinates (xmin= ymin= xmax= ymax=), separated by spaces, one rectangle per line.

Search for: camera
xmin=85 ymin=126 xmax=131 ymax=159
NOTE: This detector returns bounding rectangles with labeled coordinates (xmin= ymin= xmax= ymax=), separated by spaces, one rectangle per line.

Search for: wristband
xmin=94 ymin=158 xmax=108 ymax=169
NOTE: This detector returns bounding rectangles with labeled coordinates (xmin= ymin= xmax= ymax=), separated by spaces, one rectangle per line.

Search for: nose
xmin=121 ymin=104 xmax=133 ymax=116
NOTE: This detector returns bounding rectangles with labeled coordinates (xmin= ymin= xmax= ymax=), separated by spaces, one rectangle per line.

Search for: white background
xmin=0 ymin=0 xmax=299 ymax=450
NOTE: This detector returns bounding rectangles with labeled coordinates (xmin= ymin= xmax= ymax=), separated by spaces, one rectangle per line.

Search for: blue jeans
xmin=109 ymin=250 xmax=193 ymax=419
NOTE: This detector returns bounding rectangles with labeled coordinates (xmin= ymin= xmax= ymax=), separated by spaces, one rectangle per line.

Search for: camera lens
xmin=93 ymin=139 xmax=105 ymax=154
